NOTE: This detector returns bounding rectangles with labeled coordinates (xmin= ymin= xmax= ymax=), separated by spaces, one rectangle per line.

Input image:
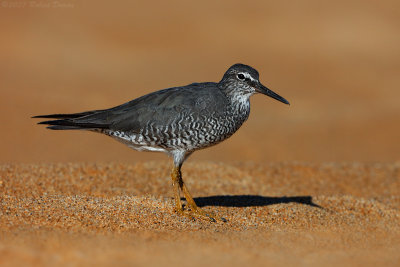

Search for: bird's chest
xmin=221 ymin=100 xmax=250 ymax=133
xmin=185 ymin=100 xmax=250 ymax=148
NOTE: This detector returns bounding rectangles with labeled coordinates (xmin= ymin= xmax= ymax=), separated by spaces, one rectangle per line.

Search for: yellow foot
xmin=175 ymin=206 xmax=227 ymax=223
xmin=170 ymin=165 xmax=227 ymax=223
xmin=187 ymin=206 xmax=227 ymax=223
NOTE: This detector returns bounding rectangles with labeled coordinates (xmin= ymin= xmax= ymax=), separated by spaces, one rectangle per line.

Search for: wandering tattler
xmin=33 ymin=63 xmax=290 ymax=222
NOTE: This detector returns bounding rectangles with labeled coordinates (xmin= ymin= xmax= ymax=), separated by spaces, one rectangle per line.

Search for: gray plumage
xmin=34 ymin=64 xmax=289 ymax=163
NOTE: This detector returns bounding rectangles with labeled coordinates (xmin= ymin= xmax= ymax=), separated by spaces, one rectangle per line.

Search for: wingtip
xmin=37 ymin=120 xmax=53 ymax=125
xmin=32 ymin=114 xmax=58 ymax=119
xmin=46 ymin=125 xmax=64 ymax=130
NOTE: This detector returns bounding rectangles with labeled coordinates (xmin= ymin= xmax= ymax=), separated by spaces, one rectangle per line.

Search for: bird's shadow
xmin=192 ymin=195 xmax=322 ymax=209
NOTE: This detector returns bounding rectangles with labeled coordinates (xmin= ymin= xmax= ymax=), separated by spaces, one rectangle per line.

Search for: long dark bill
xmin=255 ymin=83 xmax=290 ymax=105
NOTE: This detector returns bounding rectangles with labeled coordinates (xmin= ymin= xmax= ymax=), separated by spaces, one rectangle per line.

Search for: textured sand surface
xmin=1 ymin=162 xmax=399 ymax=266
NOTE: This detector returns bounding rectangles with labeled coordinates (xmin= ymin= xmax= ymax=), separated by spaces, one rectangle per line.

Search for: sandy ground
xmin=1 ymin=161 xmax=399 ymax=266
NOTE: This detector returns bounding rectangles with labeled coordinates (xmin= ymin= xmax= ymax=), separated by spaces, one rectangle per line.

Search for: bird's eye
xmin=237 ymin=73 xmax=245 ymax=80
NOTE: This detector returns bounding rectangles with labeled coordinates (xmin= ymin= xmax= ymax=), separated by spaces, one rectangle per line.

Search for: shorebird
xmin=34 ymin=63 xmax=290 ymax=222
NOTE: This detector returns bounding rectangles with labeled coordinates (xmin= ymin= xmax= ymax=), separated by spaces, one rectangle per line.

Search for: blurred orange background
xmin=1 ymin=0 xmax=399 ymax=163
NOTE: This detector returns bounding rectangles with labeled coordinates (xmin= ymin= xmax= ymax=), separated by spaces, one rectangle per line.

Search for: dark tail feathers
xmin=32 ymin=110 xmax=100 ymax=119
xmin=37 ymin=119 xmax=109 ymax=130
xmin=33 ymin=110 xmax=109 ymax=130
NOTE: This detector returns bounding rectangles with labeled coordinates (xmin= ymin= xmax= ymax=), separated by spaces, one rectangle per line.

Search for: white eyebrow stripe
xmin=240 ymin=72 xmax=256 ymax=81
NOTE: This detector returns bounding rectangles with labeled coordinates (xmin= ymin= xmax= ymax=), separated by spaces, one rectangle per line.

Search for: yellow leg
xmin=171 ymin=165 xmax=226 ymax=222
xmin=170 ymin=166 xmax=183 ymax=213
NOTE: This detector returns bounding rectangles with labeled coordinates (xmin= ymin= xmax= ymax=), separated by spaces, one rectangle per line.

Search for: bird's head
xmin=219 ymin=63 xmax=289 ymax=105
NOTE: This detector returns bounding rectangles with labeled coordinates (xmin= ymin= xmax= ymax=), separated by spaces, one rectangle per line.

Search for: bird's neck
xmin=222 ymin=93 xmax=250 ymax=127
xmin=218 ymin=82 xmax=252 ymax=121
xmin=229 ymin=92 xmax=250 ymax=106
